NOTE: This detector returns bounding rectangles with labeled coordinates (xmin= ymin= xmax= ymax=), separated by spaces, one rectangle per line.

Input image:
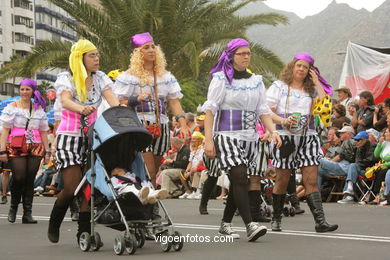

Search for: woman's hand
xmin=204 ymin=139 xmax=216 ymax=159
xmin=137 ymin=92 xmax=151 ymax=103
xmin=271 ymin=132 xmax=282 ymax=149
xmin=79 ymin=105 xmax=96 ymax=116
xmin=309 ymin=68 xmax=320 ymax=86
xmin=260 ymin=131 xmax=270 ymax=142
xmin=283 ymin=116 xmax=297 ymax=128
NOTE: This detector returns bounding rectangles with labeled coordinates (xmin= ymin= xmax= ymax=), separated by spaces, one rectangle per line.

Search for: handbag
xmin=11 ymin=102 xmax=32 ymax=153
xmin=142 ymin=72 xmax=162 ymax=139
xmin=278 ymin=137 xmax=294 ymax=159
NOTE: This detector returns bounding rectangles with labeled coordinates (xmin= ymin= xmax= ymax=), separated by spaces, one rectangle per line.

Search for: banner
xmin=338 ymin=42 xmax=390 ymax=103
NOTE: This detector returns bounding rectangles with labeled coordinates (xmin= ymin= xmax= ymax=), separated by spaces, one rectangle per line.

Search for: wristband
xmin=45 ymin=151 xmax=51 ymax=155
xmin=0 ymin=151 xmax=7 ymax=155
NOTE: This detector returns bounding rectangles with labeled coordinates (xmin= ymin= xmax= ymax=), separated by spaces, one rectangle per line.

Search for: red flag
xmin=83 ymin=184 xmax=91 ymax=201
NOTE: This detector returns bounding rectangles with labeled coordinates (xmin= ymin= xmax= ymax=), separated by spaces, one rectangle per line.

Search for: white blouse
xmin=201 ymin=71 xmax=272 ymax=141
xmin=54 ymin=71 xmax=113 ymax=108
xmin=266 ymin=80 xmax=317 ymax=136
xmin=0 ymin=104 xmax=49 ymax=131
xmin=113 ymin=71 xmax=183 ymax=124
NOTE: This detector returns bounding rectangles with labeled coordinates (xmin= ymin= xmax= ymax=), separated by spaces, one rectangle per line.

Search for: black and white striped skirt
xmin=203 ymin=154 xmax=222 ymax=178
xmin=213 ymin=134 xmax=260 ymax=176
xmin=143 ymin=123 xmax=170 ymax=156
xmin=55 ymin=134 xmax=88 ymax=170
xmin=271 ymin=134 xmax=323 ymax=170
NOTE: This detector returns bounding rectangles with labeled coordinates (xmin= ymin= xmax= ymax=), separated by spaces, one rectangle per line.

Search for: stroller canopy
xmin=90 ymin=106 xmax=152 ymax=152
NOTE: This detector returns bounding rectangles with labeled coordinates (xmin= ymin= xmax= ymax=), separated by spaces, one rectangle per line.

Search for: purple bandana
xmin=210 ymin=38 xmax=250 ymax=84
xmin=20 ymin=78 xmax=46 ymax=111
xmin=130 ymin=32 xmax=154 ymax=49
xmin=293 ymin=52 xmax=332 ymax=96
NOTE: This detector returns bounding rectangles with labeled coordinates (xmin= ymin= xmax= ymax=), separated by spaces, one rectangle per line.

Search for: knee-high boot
xmin=8 ymin=189 xmax=22 ymax=223
xmin=249 ymin=190 xmax=270 ymax=222
xmin=77 ymin=212 xmax=91 ymax=243
xmin=271 ymin=193 xmax=285 ymax=231
xmin=199 ymin=176 xmax=217 ymax=215
xmin=22 ymin=186 xmax=37 ymax=224
xmin=48 ymin=201 xmax=69 ymax=243
xmin=306 ymin=192 xmax=338 ymax=232
xmin=290 ymin=193 xmax=305 ymax=214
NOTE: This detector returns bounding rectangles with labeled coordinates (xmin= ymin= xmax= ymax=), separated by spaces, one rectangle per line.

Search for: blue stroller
xmin=76 ymin=106 xmax=184 ymax=255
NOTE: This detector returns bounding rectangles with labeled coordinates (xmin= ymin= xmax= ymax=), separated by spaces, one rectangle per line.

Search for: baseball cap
xmin=337 ymin=125 xmax=355 ymax=135
xmin=353 ymin=131 xmax=369 ymax=140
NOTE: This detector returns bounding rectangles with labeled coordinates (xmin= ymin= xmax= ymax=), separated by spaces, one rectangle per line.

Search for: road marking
xmin=2 ymin=214 xmax=389 ymax=243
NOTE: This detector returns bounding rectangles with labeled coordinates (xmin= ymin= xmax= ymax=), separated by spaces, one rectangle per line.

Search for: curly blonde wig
xmin=279 ymin=60 xmax=315 ymax=97
xmin=128 ymin=45 xmax=167 ymax=86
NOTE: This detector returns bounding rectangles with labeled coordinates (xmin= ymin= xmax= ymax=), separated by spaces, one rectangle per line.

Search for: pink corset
xmin=57 ymin=109 xmax=97 ymax=135
xmin=8 ymin=127 xmax=42 ymax=143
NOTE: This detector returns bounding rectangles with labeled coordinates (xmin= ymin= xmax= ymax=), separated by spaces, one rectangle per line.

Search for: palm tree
xmin=0 ymin=0 xmax=287 ymax=83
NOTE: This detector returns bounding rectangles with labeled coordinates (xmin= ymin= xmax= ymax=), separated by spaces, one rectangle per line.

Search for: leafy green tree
xmin=0 ymin=0 xmax=287 ymax=85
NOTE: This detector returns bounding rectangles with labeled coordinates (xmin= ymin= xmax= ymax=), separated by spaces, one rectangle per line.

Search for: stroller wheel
xmin=125 ymin=232 xmax=137 ymax=255
xmin=79 ymin=232 xmax=91 ymax=252
xmin=113 ymin=234 xmax=125 ymax=255
xmin=158 ymin=232 xmax=172 ymax=252
xmin=265 ymin=207 xmax=272 ymax=217
xmin=171 ymin=231 xmax=184 ymax=252
xmin=91 ymin=232 xmax=102 ymax=251
xmin=289 ymin=207 xmax=296 ymax=217
xmin=283 ymin=207 xmax=290 ymax=217
xmin=135 ymin=229 xmax=146 ymax=248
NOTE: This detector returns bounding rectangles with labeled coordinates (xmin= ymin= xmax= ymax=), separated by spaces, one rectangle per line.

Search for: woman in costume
xmin=266 ymin=52 xmax=338 ymax=232
xmin=202 ymin=38 xmax=281 ymax=242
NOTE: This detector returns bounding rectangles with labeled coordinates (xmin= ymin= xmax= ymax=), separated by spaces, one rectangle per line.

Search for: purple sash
xmin=216 ymin=110 xmax=257 ymax=131
xmin=136 ymin=98 xmax=166 ymax=115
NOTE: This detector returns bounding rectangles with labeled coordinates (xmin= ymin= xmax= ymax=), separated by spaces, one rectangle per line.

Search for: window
xmin=15 ymin=33 xmax=34 ymax=44
xmin=14 ymin=15 xmax=33 ymax=28
xmin=14 ymin=0 xmax=31 ymax=10
xmin=0 ymin=46 xmax=3 ymax=53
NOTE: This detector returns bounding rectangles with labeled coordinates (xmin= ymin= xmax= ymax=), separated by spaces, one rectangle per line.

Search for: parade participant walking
xmin=0 ymin=78 xmax=50 ymax=224
xmin=266 ymin=52 xmax=338 ymax=233
xmin=202 ymin=38 xmax=281 ymax=242
xmin=114 ymin=32 xmax=189 ymax=187
xmin=47 ymin=39 xmax=121 ymax=243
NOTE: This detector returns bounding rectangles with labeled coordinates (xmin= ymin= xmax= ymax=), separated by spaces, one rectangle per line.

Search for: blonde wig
xmin=279 ymin=60 xmax=315 ymax=97
xmin=128 ymin=45 xmax=167 ymax=86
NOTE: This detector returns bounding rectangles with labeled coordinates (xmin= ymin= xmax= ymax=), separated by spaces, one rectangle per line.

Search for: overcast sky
xmin=264 ymin=0 xmax=387 ymax=18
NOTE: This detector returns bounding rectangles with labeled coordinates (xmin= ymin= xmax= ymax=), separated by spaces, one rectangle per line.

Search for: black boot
xmin=306 ymin=192 xmax=338 ymax=233
xmin=70 ymin=198 xmax=80 ymax=221
xmin=249 ymin=190 xmax=270 ymax=223
xmin=387 ymin=193 xmax=390 ymax=205
xmin=77 ymin=212 xmax=91 ymax=243
xmin=8 ymin=191 xmax=22 ymax=223
xmin=290 ymin=193 xmax=305 ymax=215
xmin=48 ymin=202 xmax=69 ymax=243
xmin=271 ymin=193 xmax=285 ymax=231
xmin=22 ymin=188 xmax=37 ymax=224
xmin=199 ymin=176 xmax=217 ymax=215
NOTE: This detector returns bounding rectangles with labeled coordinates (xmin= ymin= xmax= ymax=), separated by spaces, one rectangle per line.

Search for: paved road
xmin=0 ymin=197 xmax=389 ymax=260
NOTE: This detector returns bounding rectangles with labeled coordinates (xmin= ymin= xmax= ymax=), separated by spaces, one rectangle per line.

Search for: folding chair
xmin=356 ymin=175 xmax=376 ymax=202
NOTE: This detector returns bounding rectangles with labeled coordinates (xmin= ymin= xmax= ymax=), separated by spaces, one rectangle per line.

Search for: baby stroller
xmin=76 ymin=106 xmax=184 ymax=255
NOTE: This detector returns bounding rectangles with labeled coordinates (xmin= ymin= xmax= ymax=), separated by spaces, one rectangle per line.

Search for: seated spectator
xmin=196 ymin=114 xmax=205 ymax=135
xmin=373 ymin=98 xmax=390 ymax=132
xmin=160 ymin=137 xmax=190 ymax=197
xmin=351 ymin=91 xmax=375 ymax=132
xmin=335 ymin=87 xmax=352 ymax=108
xmin=322 ymin=127 xmax=342 ymax=158
xmin=331 ymin=104 xmax=351 ymax=129
xmin=179 ymin=132 xmax=205 ymax=199
xmin=317 ymin=125 xmax=356 ymax=188
xmin=337 ymin=131 xmax=378 ymax=204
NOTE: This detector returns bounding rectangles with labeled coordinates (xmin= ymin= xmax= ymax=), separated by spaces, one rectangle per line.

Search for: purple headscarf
xmin=130 ymin=32 xmax=154 ymax=49
xmin=210 ymin=38 xmax=250 ymax=84
xmin=294 ymin=52 xmax=333 ymax=96
xmin=20 ymin=78 xmax=46 ymax=111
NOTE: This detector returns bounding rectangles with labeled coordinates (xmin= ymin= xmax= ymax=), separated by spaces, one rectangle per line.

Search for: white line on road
xmin=2 ymin=214 xmax=389 ymax=243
